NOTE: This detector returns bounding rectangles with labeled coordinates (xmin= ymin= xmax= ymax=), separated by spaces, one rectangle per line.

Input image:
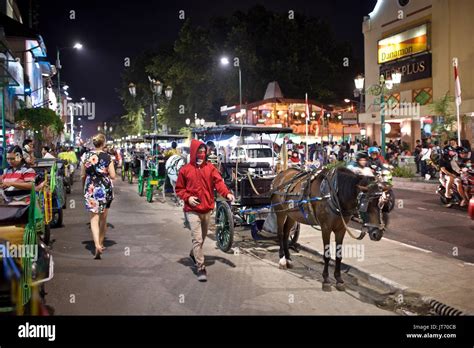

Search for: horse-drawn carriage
xmin=192 ymin=125 xmax=300 ymax=252
xmin=136 ymin=134 xmax=187 ymax=203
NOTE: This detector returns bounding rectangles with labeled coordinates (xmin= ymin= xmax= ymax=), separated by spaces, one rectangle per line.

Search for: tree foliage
xmin=15 ymin=107 xmax=64 ymax=141
xmin=119 ymin=5 xmax=360 ymax=132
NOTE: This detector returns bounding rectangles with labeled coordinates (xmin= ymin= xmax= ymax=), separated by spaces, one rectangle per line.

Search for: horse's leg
xmin=322 ymin=227 xmax=332 ymax=292
xmin=334 ymin=227 xmax=346 ymax=291
xmin=276 ymin=212 xmax=288 ymax=269
xmin=282 ymin=217 xmax=295 ymax=269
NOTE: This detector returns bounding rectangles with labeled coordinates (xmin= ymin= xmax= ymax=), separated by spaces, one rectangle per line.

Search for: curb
xmin=392 ymin=179 xmax=438 ymax=193
xmin=297 ymin=242 xmax=470 ymax=315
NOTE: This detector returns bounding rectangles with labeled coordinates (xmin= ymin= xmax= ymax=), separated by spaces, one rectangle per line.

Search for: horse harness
xmin=272 ymin=168 xmax=371 ymax=240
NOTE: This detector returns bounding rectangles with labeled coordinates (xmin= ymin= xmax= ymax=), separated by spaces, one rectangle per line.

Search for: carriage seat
xmin=0 ymin=205 xmax=30 ymax=227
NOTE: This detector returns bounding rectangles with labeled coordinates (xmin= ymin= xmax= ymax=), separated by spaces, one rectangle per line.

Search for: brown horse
xmin=271 ymin=166 xmax=387 ymax=291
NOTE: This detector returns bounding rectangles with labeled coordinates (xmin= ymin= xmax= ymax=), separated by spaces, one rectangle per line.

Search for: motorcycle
xmin=372 ymin=163 xmax=395 ymax=212
xmin=437 ymin=168 xmax=474 ymax=208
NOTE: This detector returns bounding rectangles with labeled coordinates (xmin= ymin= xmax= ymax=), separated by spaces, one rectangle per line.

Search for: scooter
xmin=437 ymin=169 xmax=474 ymax=208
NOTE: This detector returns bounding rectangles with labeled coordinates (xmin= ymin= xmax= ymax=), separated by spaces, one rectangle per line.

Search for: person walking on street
xmin=80 ymin=134 xmax=116 ymax=259
xmin=175 ymin=139 xmax=234 ymax=282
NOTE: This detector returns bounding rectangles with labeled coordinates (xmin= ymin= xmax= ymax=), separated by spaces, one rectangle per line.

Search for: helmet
xmin=443 ymin=146 xmax=456 ymax=158
xmin=368 ymin=146 xmax=380 ymax=155
xmin=456 ymin=146 xmax=469 ymax=154
xmin=355 ymin=151 xmax=369 ymax=161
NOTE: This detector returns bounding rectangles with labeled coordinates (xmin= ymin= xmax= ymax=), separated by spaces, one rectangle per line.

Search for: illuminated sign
xmin=380 ymin=52 xmax=432 ymax=83
xmin=378 ymin=23 xmax=429 ymax=64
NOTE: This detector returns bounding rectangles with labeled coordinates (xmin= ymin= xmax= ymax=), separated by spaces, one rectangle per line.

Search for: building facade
xmin=360 ymin=0 xmax=474 ymax=149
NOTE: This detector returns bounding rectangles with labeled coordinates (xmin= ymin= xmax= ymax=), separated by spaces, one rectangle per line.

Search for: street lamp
xmin=56 ymin=42 xmax=83 ymax=115
xmin=148 ymin=76 xmax=173 ymax=134
xmin=220 ymin=55 xmax=243 ymax=124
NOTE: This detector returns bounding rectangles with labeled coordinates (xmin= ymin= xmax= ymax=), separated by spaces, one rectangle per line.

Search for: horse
xmin=270 ymin=166 xmax=389 ymax=291
xmin=165 ymin=155 xmax=186 ymax=204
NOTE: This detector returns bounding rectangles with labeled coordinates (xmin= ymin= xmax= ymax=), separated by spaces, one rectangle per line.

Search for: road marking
xmin=463 ymin=262 xmax=474 ymax=267
xmin=383 ymin=238 xmax=432 ymax=253
xmin=417 ymin=207 xmax=427 ymax=210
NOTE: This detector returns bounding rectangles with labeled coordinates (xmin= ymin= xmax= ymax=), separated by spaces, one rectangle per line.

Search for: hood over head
xmin=190 ymin=139 xmax=207 ymax=165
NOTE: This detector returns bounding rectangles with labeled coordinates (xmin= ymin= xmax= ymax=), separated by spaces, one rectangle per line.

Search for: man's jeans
xmin=185 ymin=211 xmax=212 ymax=271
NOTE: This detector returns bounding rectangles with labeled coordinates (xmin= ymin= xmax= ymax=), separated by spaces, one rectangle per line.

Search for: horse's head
xmin=357 ymin=177 xmax=388 ymax=241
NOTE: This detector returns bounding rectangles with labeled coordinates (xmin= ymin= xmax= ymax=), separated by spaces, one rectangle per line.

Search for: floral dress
xmin=82 ymin=151 xmax=114 ymax=213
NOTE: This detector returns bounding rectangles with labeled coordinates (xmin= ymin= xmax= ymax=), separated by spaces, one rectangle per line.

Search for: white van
xmin=229 ymin=144 xmax=278 ymax=168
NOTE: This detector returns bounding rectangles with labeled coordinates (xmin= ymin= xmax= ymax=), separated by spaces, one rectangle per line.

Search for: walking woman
xmin=81 ymin=134 xmax=116 ymax=259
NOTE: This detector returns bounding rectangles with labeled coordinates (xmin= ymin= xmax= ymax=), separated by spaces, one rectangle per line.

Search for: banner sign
xmin=380 ymin=52 xmax=431 ymax=83
xmin=342 ymin=112 xmax=358 ymax=125
xmin=378 ymin=23 xmax=429 ymax=64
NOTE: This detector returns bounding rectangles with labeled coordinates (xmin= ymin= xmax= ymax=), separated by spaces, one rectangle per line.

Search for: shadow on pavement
xmin=82 ymin=239 xmax=118 ymax=255
xmin=177 ymin=255 xmax=236 ymax=272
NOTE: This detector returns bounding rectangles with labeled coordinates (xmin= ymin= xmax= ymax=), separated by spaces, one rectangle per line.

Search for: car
xmin=229 ymin=144 xmax=278 ymax=168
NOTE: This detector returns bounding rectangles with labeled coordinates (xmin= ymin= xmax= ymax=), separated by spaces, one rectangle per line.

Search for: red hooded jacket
xmin=175 ymin=139 xmax=230 ymax=214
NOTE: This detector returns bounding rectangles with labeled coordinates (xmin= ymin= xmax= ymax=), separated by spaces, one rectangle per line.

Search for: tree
xmin=15 ymin=107 xmax=64 ymax=143
xmin=429 ymin=93 xmax=466 ymax=143
xmin=120 ymin=6 xmax=360 ymax=131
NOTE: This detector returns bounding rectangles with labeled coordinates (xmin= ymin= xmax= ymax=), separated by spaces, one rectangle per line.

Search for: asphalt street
xmin=45 ymin=176 xmax=394 ymax=315
xmin=387 ymin=189 xmax=474 ymax=263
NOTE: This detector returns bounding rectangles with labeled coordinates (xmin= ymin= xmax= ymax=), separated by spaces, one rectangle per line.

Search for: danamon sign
xmin=378 ymin=23 xmax=430 ymax=64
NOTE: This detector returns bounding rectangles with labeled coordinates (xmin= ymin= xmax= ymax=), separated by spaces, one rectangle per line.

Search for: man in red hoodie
xmin=175 ymin=139 xmax=234 ymax=282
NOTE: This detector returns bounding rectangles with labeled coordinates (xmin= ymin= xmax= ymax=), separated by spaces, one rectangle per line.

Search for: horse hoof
xmin=286 ymin=260 xmax=294 ymax=269
xmin=322 ymin=283 xmax=332 ymax=292
xmin=279 ymin=263 xmax=287 ymax=270
xmin=336 ymin=282 xmax=345 ymax=291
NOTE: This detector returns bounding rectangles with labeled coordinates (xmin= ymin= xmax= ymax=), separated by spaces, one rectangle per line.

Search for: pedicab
xmin=33 ymin=159 xmax=67 ymax=229
xmin=125 ymin=137 xmax=145 ymax=185
xmin=138 ymin=134 xmax=187 ymax=203
xmin=0 ymin=188 xmax=54 ymax=315
xmin=192 ymin=125 xmax=300 ymax=252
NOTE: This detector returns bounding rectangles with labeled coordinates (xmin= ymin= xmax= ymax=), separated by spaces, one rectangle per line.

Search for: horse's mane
xmin=335 ymin=167 xmax=362 ymax=203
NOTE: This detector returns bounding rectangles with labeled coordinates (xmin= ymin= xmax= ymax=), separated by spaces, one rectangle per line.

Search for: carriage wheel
xmin=146 ymin=181 xmax=154 ymax=203
xmin=138 ymin=176 xmax=144 ymax=196
xmin=215 ymin=202 xmax=234 ymax=252
xmin=50 ymin=210 xmax=63 ymax=228
xmin=128 ymin=168 xmax=133 ymax=184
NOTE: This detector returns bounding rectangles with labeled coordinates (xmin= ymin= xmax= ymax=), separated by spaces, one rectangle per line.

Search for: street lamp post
xmin=56 ymin=43 xmax=83 ymax=115
xmin=220 ymin=56 xmax=243 ymax=124
xmin=354 ymin=72 xmax=400 ymax=156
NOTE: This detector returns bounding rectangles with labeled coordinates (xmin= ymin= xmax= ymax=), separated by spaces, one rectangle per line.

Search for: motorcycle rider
xmin=440 ymin=146 xmax=468 ymax=207
xmin=368 ymin=147 xmax=384 ymax=172
xmin=347 ymin=151 xmax=375 ymax=225
xmin=457 ymin=146 xmax=472 ymax=202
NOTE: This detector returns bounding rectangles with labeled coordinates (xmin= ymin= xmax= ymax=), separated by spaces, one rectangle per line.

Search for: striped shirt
xmin=1 ymin=165 xmax=36 ymax=205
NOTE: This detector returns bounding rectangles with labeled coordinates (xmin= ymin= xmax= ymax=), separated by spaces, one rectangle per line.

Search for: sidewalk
xmin=392 ymin=177 xmax=438 ymax=193
xmin=297 ymin=224 xmax=474 ymax=314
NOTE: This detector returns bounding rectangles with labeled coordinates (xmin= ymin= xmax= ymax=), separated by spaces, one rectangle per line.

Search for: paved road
xmin=45 ymin=177 xmax=393 ymax=315
xmin=387 ymin=189 xmax=474 ymax=263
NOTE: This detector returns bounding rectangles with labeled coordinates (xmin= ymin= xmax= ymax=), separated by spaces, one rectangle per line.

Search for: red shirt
xmin=175 ymin=139 xmax=230 ymax=214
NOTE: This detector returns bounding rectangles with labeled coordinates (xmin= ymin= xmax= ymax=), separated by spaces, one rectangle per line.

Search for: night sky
xmin=21 ymin=0 xmax=377 ymax=137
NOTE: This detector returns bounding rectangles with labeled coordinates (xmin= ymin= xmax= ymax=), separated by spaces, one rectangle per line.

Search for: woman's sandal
xmin=94 ymin=246 xmax=104 ymax=259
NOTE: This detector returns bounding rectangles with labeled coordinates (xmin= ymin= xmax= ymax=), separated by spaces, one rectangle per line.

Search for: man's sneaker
xmin=189 ymin=251 xmax=197 ymax=266
xmin=197 ymin=269 xmax=207 ymax=282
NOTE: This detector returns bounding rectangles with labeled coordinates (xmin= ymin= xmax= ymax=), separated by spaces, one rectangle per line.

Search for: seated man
xmin=0 ymin=146 xmax=36 ymax=205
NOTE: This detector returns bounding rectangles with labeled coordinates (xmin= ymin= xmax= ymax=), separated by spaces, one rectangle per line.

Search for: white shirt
xmin=43 ymin=153 xmax=55 ymax=159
